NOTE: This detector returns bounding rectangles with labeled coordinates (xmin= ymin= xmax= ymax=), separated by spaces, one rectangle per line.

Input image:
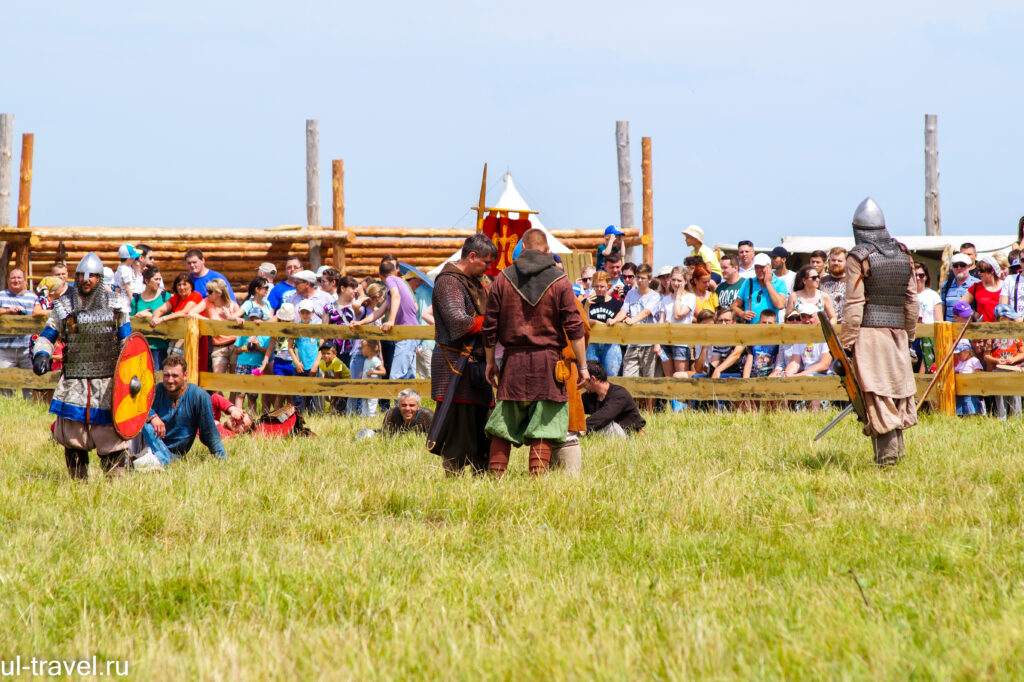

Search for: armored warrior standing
xmin=32 ymin=253 xmax=135 ymax=479
xmin=840 ymin=198 xmax=919 ymax=466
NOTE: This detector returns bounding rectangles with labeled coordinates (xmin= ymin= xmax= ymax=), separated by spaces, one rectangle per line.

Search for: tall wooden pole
xmin=475 ymin=163 xmax=487 ymax=232
xmin=0 ymin=114 xmax=12 ymax=228
xmin=641 ymin=136 xmax=653 ymax=265
xmin=924 ymin=114 xmax=941 ymax=236
xmin=306 ymin=119 xmax=321 ymax=269
xmin=933 ymin=321 xmax=956 ymax=416
xmin=184 ymin=317 xmax=201 ymax=385
xmin=615 ymin=121 xmax=635 ymax=262
xmin=0 ymin=114 xmax=14 ymax=282
xmin=17 ymin=133 xmax=32 ymax=228
xmin=332 ymin=159 xmax=345 ymax=273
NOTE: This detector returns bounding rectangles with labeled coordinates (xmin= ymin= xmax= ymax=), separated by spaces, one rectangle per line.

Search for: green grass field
xmin=0 ymin=396 xmax=1021 ymax=679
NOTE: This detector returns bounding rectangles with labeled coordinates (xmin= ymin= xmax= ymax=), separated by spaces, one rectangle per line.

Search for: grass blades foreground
xmin=0 ymin=396 xmax=1022 ymax=679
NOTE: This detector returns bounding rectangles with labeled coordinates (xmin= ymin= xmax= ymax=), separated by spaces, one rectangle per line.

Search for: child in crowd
xmin=268 ymin=302 xmax=297 ymax=410
xmin=360 ymin=339 xmax=386 ymax=417
xmin=113 ymin=244 xmax=143 ymax=295
xmin=233 ymin=307 xmax=272 ymax=411
xmin=347 ymin=282 xmax=386 ymax=416
xmin=954 ymin=340 xmax=984 ymax=416
xmin=742 ymin=308 xmax=780 ymax=411
xmin=984 ymin=304 xmax=1024 ymax=419
xmin=318 ymin=341 xmax=351 ymax=413
xmin=294 ymin=300 xmax=323 ymax=412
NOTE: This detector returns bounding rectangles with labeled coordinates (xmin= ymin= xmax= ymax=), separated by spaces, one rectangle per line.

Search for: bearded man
xmin=32 ymin=253 xmax=134 ymax=479
xmin=840 ymin=198 xmax=919 ymax=467
xmin=819 ymin=246 xmax=848 ymax=321
xmin=483 ymin=228 xmax=588 ymax=477
xmin=429 ymin=234 xmax=498 ymax=475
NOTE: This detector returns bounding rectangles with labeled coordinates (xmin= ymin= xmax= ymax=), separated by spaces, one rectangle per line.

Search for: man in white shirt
xmin=737 ymin=240 xmax=756 ymax=278
xmin=610 ymin=264 xmax=661 ymax=381
xmin=1000 ymin=251 xmax=1024 ymax=315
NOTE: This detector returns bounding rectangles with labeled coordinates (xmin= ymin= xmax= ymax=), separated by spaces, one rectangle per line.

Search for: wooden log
xmin=0 ymin=367 xmax=60 ymax=390
xmin=16 ymin=133 xmax=32 ymax=229
xmin=4 ymin=227 xmax=350 ymax=242
xmin=957 ymin=372 xmax=1024 ymax=397
xmin=198 ymin=319 xmax=434 ymax=341
xmin=183 ymin=317 xmax=200 ymax=384
xmin=306 ymin=119 xmax=321 ymax=270
xmin=641 ymin=136 xmax=653 ymax=265
xmin=616 ymin=121 xmax=636 ymax=262
xmin=933 ymin=321 xmax=956 ymax=415
xmin=0 ymin=315 xmax=186 ymax=339
xmin=332 ymin=159 xmax=345 ymax=272
xmin=199 ymin=372 xmax=430 ymax=399
xmin=0 ymin=114 xmax=12 ymax=228
xmin=924 ymin=114 xmax=941 ymax=236
xmin=612 ymin=376 xmax=845 ymax=401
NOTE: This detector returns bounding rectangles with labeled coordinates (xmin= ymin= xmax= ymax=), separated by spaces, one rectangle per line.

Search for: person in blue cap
xmin=596 ymin=225 xmax=624 ymax=272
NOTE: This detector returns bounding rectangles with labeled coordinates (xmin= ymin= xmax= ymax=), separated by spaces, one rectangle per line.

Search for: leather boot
xmin=873 ymin=431 xmax=899 ymax=467
xmin=64 ymin=448 xmax=89 ymax=480
xmin=99 ymin=450 xmax=131 ymax=479
xmin=528 ymin=439 xmax=553 ymax=476
xmin=488 ymin=438 xmax=512 ymax=479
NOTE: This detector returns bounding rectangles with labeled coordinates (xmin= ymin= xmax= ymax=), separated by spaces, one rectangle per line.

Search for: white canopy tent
xmin=428 ymin=173 xmax=570 ymax=278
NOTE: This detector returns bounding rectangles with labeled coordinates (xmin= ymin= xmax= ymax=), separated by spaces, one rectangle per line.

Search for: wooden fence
xmin=1 ymin=316 xmax=1023 ymax=416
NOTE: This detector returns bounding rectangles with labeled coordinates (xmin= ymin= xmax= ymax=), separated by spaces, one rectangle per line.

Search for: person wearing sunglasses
xmin=839 ymin=197 xmax=919 ymax=468
xmin=941 ymin=253 xmax=979 ymax=321
xmin=784 ymin=264 xmax=837 ymax=325
xmin=912 ymin=262 xmax=942 ymax=373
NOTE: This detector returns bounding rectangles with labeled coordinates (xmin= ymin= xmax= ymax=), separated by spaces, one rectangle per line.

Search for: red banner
xmin=482 ymin=213 xmax=531 ymax=276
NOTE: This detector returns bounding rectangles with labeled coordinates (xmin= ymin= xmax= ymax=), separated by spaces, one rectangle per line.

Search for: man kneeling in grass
xmin=134 ymin=355 xmax=226 ymax=471
xmin=581 ymin=360 xmax=646 ymax=437
xmin=380 ymin=389 xmax=434 ymax=435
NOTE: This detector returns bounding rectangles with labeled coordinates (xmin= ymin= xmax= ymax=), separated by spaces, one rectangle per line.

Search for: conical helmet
xmin=76 ymin=252 xmax=104 ymax=276
xmin=852 ymin=197 xmax=885 ymax=229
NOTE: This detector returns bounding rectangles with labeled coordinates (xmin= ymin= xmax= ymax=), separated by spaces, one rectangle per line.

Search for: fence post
xmin=184 ymin=317 xmax=200 ymax=386
xmin=17 ymin=133 xmax=32 ymax=229
xmin=641 ymin=136 xmax=653 ymax=266
xmin=332 ymin=159 xmax=345 ymax=273
xmin=306 ymin=119 xmax=321 ymax=270
xmin=933 ymin=321 xmax=956 ymax=416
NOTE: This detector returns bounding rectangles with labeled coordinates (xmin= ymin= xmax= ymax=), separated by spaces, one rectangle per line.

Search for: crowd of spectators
xmin=1 ymin=232 xmax=1023 ymax=425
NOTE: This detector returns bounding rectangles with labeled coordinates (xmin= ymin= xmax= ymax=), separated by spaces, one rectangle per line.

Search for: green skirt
xmin=484 ymin=400 xmax=569 ymax=447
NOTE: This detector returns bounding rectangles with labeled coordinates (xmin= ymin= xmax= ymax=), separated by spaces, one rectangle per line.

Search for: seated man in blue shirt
xmin=134 ymin=354 xmax=225 ymax=470
xmin=184 ymin=248 xmax=237 ymax=302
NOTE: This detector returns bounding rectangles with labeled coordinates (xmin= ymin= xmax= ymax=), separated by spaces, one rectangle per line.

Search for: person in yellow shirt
xmin=681 ymin=225 xmax=722 ymax=277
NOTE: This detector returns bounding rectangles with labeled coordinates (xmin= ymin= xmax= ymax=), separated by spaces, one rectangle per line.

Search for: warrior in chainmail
xmin=839 ymin=198 xmax=919 ymax=466
xmin=32 ymin=252 xmax=134 ymax=479
xmin=429 ymin=234 xmax=498 ymax=475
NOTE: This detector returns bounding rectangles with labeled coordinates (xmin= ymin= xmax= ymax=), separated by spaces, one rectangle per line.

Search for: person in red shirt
xmin=961 ymin=255 xmax=1004 ymax=321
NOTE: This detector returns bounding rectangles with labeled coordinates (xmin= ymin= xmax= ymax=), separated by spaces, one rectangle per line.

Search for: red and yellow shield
xmin=112 ymin=333 xmax=156 ymax=439
xmin=482 ymin=213 xmax=531 ymax=276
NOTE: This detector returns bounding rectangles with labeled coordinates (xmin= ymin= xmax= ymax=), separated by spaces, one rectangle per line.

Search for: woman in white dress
xmin=659 ymin=266 xmax=695 ymax=378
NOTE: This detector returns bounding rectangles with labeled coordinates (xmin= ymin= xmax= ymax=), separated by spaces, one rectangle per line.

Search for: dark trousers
xmin=435 ymin=402 xmax=490 ymax=475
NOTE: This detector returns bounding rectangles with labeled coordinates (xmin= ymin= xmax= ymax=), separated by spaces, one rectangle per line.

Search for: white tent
xmin=428 ymin=173 xmax=570 ymax=278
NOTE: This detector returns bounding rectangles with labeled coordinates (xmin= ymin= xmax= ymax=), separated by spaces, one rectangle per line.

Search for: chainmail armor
xmin=61 ymin=287 xmax=123 ymax=379
xmin=850 ymin=224 xmax=912 ymax=329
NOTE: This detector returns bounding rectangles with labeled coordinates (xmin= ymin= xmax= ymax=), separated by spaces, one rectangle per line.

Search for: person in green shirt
xmin=715 ymin=254 xmax=746 ymax=310
xmin=129 ymin=266 xmax=172 ymax=369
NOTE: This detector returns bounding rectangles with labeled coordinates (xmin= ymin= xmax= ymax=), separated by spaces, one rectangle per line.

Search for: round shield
xmin=112 ymin=333 xmax=156 ymax=439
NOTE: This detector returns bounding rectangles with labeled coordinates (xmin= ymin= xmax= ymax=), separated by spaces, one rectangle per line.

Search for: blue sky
xmin=6 ymin=1 xmax=1023 ymax=267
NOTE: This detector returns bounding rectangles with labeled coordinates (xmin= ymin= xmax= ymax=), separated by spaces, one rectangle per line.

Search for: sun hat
xmin=657 ymin=265 xmax=673 ymax=277
xmin=994 ymin=304 xmax=1022 ymax=320
xmin=604 ymin=225 xmax=624 ymax=236
xmin=681 ymin=225 xmax=705 ymax=243
xmin=952 ymin=301 xmax=974 ymax=319
xmin=292 ymin=270 xmax=316 ymax=284
xmin=950 ymin=253 xmax=971 ymax=266
xmin=257 ymin=262 xmax=277 ymax=276
xmin=752 ymin=253 xmax=772 ymax=267
xmin=315 ymin=265 xmax=332 ymax=278
xmin=786 ymin=308 xmax=802 ymax=319
xmin=296 ymin=299 xmax=316 ymax=313
xmin=955 ymin=340 xmax=972 ymax=353
xmin=277 ymin=302 xmax=296 ymax=321
xmin=796 ymin=301 xmax=819 ymax=316
xmin=978 ymin=255 xmax=1001 ymax=274
xmin=117 ymin=244 xmax=140 ymax=259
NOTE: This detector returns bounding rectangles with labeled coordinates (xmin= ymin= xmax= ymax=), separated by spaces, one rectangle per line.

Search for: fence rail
xmin=2 ymin=317 xmax=1022 ymax=410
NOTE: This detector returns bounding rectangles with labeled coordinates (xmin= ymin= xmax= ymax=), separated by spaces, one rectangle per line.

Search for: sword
xmin=813 ymin=404 xmax=856 ymax=441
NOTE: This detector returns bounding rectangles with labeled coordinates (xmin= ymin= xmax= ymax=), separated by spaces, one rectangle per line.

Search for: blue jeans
xmin=389 ymin=338 xmax=418 ymax=380
xmin=957 ymin=395 xmax=981 ymax=416
xmin=141 ymin=422 xmax=177 ymax=467
xmin=587 ymin=343 xmax=623 ymax=377
xmin=347 ymin=352 xmax=365 ymax=415
xmin=151 ymin=348 xmax=168 ymax=370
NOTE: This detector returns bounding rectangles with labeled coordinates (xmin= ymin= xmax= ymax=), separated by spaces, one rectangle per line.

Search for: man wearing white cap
xmin=114 ymin=244 xmax=144 ymax=295
xmin=681 ymin=225 xmax=722 ymax=277
xmin=940 ymin=253 xmax=979 ymax=322
xmin=283 ymin=269 xmax=333 ymax=322
xmin=731 ymin=252 xmax=788 ymax=323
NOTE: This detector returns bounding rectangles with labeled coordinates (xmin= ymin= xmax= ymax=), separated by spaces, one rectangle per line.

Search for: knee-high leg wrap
xmin=64 ymin=448 xmax=89 ymax=481
xmin=528 ymin=439 xmax=553 ymax=476
xmin=873 ymin=431 xmax=900 ymax=467
xmin=488 ymin=438 xmax=512 ymax=478
xmin=100 ymin=450 xmax=130 ymax=479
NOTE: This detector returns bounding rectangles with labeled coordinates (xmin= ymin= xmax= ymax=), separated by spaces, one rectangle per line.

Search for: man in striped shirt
xmin=0 ymin=268 xmax=38 ymax=398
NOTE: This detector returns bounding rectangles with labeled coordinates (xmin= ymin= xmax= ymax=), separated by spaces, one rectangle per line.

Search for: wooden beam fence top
xmin=0 ymin=226 xmax=351 ymax=243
